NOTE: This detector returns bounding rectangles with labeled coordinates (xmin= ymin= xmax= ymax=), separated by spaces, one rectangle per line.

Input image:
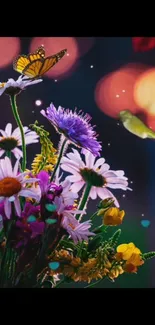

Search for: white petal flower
xmin=0 ymin=75 xmax=42 ymax=96
xmin=0 ymin=157 xmax=41 ymax=219
xmin=0 ymin=123 xmax=39 ymax=159
xmin=61 ymin=148 xmax=132 ymax=207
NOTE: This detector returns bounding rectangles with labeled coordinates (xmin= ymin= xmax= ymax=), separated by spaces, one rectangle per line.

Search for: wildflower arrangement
xmin=0 ymin=71 xmax=154 ymax=289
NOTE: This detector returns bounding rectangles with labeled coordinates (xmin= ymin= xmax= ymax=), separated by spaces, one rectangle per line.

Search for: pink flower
xmin=54 ymin=196 xmax=94 ymax=244
xmin=0 ymin=157 xmax=41 ymax=219
xmin=61 ymin=216 xmax=95 ymax=244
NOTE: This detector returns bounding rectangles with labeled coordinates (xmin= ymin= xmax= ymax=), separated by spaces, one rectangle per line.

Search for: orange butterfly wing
xmin=13 ymin=55 xmax=31 ymax=74
xmin=22 ymin=59 xmax=43 ymax=78
xmin=39 ymin=49 xmax=67 ymax=76
xmin=28 ymin=46 xmax=45 ymax=62
xmin=13 ymin=47 xmax=67 ymax=78
xmin=13 ymin=46 xmax=45 ymax=75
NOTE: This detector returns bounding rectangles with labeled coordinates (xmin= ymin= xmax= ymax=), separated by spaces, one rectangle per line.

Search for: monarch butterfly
xmin=13 ymin=46 xmax=67 ymax=79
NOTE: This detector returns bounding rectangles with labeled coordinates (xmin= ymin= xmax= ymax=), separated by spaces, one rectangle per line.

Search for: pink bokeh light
xmin=30 ymin=37 xmax=79 ymax=79
xmin=0 ymin=37 xmax=21 ymax=68
xmin=95 ymin=63 xmax=150 ymax=118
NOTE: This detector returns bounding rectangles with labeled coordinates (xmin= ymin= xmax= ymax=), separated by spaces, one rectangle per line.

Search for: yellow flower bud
xmin=103 ymin=207 xmax=125 ymax=226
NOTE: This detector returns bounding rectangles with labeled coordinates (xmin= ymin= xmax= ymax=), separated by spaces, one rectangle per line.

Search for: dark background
xmin=0 ymin=37 xmax=155 ymax=288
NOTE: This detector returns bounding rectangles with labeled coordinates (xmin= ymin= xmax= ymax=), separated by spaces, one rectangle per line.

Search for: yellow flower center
xmin=68 ymin=223 xmax=75 ymax=230
xmin=0 ymin=177 xmax=22 ymax=197
xmin=0 ymin=83 xmax=6 ymax=88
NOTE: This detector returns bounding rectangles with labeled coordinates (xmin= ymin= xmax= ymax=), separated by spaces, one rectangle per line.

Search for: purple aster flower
xmin=37 ymin=171 xmax=62 ymax=199
xmin=61 ymin=214 xmax=95 ymax=244
xmin=41 ymin=104 xmax=102 ymax=156
xmin=21 ymin=201 xmax=40 ymax=219
xmin=15 ymin=202 xmax=45 ymax=248
xmin=53 ymin=196 xmax=94 ymax=244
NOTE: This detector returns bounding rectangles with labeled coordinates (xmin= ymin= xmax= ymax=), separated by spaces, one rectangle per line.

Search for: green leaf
xmin=93 ymin=225 xmax=108 ymax=234
xmin=87 ymin=234 xmax=103 ymax=252
xmin=59 ymin=239 xmax=76 ymax=250
xmin=109 ymin=229 xmax=121 ymax=247
xmin=142 ymin=252 xmax=155 ymax=260
xmin=63 ymin=276 xmax=73 ymax=283
xmin=0 ymin=247 xmax=18 ymax=287
xmin=42 ymin=281 xmax=53 ymax=288
xmin=45 ymin=204 xmax=57 ymax=212
xmin=0 ymin=228 xmax=5 ymax=243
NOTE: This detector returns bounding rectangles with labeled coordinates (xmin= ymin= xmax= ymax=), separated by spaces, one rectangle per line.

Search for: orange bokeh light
xmin=30 ymin=37 xmax=79 ymax=79
xmin=134 ymin=68 xmax=155 ymax=116
xmin=95 ymin=63 xmax=149 ymax=118
xmin=0 ymin=37 xmax=20 ymax=68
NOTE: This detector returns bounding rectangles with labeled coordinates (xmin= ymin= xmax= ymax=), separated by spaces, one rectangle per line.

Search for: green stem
xmin=6 ymin=151 xmax=11 ymax=159
xmin=90 ymin=211 xmax=98 ymax=220
xmin=77 ymin=240 xmax=84 ymax=257
xmin=76 ymin=183 xmax=92 ymax=220
xmin=92 ymin=225 xmax=109 ymax=233
xmin=50 ymin=138 xmax=67 ymax=182
xmin=10 ymin=95 xmax=26 ymax=171
xmin=85 ymin=277 xmax=106 ymax=288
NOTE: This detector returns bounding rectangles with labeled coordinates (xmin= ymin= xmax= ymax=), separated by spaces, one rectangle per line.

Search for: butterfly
xmin=13 ymin=46 xmax=67 ymax=79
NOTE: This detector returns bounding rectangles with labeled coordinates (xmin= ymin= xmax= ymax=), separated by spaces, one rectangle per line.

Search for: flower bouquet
xmin=0 ymin=68 xmax=154 ymax=289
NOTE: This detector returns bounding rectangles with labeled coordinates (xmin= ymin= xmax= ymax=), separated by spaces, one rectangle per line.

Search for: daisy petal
xmin=5 ymin=123 xmax=12 ymax=136
xmin=85 ymin=150 xmax=96 ymax=169
xmin=106 ymin=183 xmax=128 ymax=190
xmin=89 ymin=187 xmax=97 ymax=200
xmin=4 ymin=198 xmax=11 ymax=219
xmin=14 ymin=197 xmax=21 ymax=216
xmin=70 ymin=181 xmax=85 ymax=192
xmin=61 ymin=163 xmax=79 ymax=174
xmin=0 ymin=150 xmax=5 ymax=157
xmin=5 ymin=157 xmax=13 ymax=176
xmin=0 ymin=129 xmax=7 ymax=137
xmin=19 ymin=189 xmax=41 ymax=201
xmin=13 ymin=160 xmax=19 ymax=176
xmin=99 ymin=164 xmax=110 ymax=174
xmin=12 ymin=148 xmax=23 ymax=159
xmin=65 ymin=174 xmax=82 ymax=182
xmin=94 ymin=158 xmax=105 ymax=169
xmin=0 ymin=87 xmax=6 ymax=96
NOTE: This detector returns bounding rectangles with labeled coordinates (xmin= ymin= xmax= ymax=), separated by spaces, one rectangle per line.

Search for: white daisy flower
xmin=0 ymin=157 xmax=41 ymax=219
xmin=0 ymin=123 xmax=39 ymax=159
xmin=61 ymin=148 xmax=132 ymax=207
xmin=0 ymin=75 xmax=42 ymax=96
